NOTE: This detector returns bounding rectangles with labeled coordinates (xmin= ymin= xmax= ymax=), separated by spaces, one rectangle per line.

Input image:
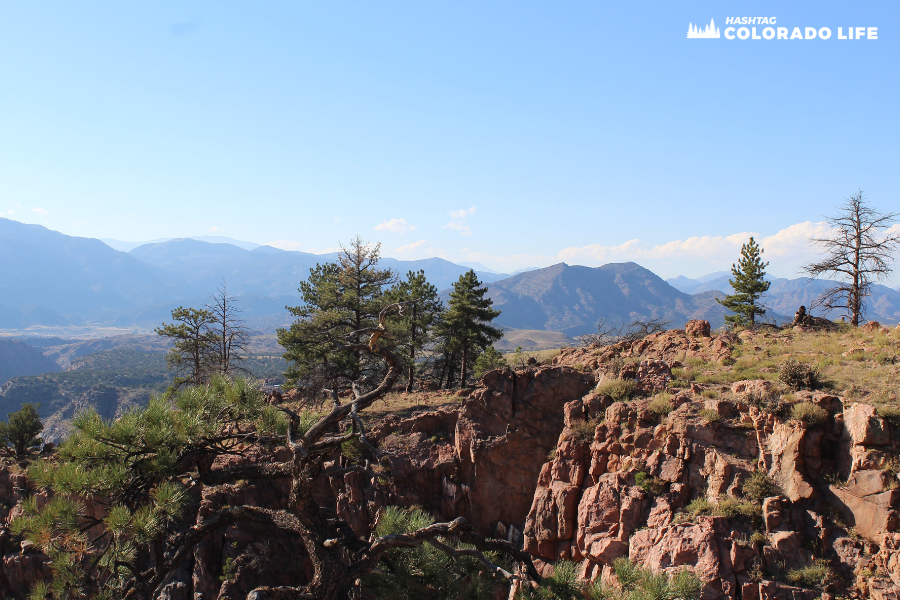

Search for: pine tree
xmin=279 ymin=236 xmax=397 ymax=391
xmin=0 ymin=403 xmax=43 ymax=456
xmin=436 ymin=270 xmax=502 ymax=388
xmin=156 ymin=306 xmax=217 ymax=387
xmin=716 ymin=237 xmax=770 ymax=328
xmin=384 ymin=270 xmax=443 ymax=392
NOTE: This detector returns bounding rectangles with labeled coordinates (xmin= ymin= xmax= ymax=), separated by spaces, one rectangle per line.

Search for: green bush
xmin=596 ymin=379 xmax=638 ymax=402
xmin=635 ymin=472 xmax=668 ymax=497
xmin=785 ymin=558 xmax=831 ymax=589
xmin=685 ymin=496 xmax=759 ymax=523
xmin=648 ymin=394 xmax=674 ymax=420
xmin=791 ymin=402 xmax=828 ymax=427
xmin=750 ymin=531 xmax=766 ymax=545
xmin=741 ymin=470 xmax=779 ymax=503
xmin=0 ymin=403 xmax=43 ymax=456
xmin=570 ymin=419 xmax=601 ymax=442
xmin=366 ymin=506 xmax=502 ymax=600
xmin=778 ymin=359 xmax=820 ymax=390
xmin=876 ymin=404 xmax=900 ymax=426
xmin=698 ymin=408 xmax=721 ymax=423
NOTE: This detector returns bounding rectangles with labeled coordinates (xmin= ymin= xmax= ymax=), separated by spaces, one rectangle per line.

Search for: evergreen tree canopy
xmin=279 ymin=236 xmax=397 ymax=391
xmin=435 ymin=270 xmax=502 ymax=387
xmin=155 ymin=306 xmax=218 ymax=388
xmin=716 ymin=237 xmax=770 ymax=328
xmin=1 ymin=403 xmax=43 ymax=456
xmin=384 ymin=270 xmax=443 ymax=391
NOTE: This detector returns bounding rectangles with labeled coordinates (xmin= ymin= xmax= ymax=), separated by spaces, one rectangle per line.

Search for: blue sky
xmin=1 ymin=1 xmax=898 ymax=283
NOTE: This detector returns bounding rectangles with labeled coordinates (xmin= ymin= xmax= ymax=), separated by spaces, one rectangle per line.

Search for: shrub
xmin=635 ymin=472 xmax=668 ymax=496
xmin=670 ymin=367 xmax=695 ymax=383
xmin=750 ymin=531 xmax=766 ymax=545
xmin=0 ymin=403 xmax=43 ymax=457
xmin=570 ymin=419 xmax=601 ymax=442
xmin=785 ymin=558 xmax=831 ymax=589
xmin=741 ymin=470 xmax=779 ymax=503
xmin=601 ymin=558 xmax=700 ymax=600
xmin=596 ymin=379 xmax=638 ymax=402
xmin=668 ymin=568 xmax=703 ymax=600
xmin=648 ymin=394 xmax=674 ymax=420
xmin=716 ymin=497 xmax=761 ymax=521
xmin=791 ymin=402 xmax=828 ymax=427
xmin=698 ymin=408 xmax=721 ymax=423
xmin=778 ymin=359 xmax=820 ymax=390
xmin=876 ymin=404 xmax=900 ymax=426
xmin=686 ymin=497 xmax=713 ymax=516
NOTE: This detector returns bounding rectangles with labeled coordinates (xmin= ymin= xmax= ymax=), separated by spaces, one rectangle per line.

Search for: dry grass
xmin=502 ymin=348 xmax=561 ymax=367
xmin=667 ymin=327 xmax=900 ymax=408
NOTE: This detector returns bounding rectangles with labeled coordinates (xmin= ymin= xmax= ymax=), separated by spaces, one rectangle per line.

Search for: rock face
xmin=6 ymin=332 xmax=900 ymax=599
xmin=553 ymin=327 xmax=734 ymax=372
xmin=521 ymin=384 xmax=900 ymax=599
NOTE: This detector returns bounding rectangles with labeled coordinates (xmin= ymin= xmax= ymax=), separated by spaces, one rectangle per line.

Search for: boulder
xmin=685 ymin=320 xmax=711 ymax=338
xmin=830 ymin=482 xmax=900 ymax=540
xmin=844 ymin=404 xmax=891 ymax=446
xmin=767 ymin=422 xmax=815 ymax=502
xmin=635 ymin=360 xmax=671 ymax=394
xmin=862 ymin=321 xmax=882 ymax=332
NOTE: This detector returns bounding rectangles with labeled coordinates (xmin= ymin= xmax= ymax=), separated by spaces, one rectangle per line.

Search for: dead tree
xmin=206 ymin=280 xmax=251 ymax=375
xmin=166 ymin=302 xmax=538 ymax=600
xmin=803 ymin=190 xmax=900 ymax=326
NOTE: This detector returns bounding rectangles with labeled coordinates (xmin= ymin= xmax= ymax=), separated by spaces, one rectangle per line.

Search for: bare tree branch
xmin=803 ymin=190 xmax=900 ymax=326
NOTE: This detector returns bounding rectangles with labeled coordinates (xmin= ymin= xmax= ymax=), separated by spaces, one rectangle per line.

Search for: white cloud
xmin=4 ymin=210 xmax=14 ymax=215
xmin=33 ymin=207 xmax=47 ymax=215
xmin=208 ymin=226 xmax=224 ymax=233
xmin=74 ymin=222 xmax=85 ymax=227
xmin=448 ymin=206 xmax=476 ymax=219
xmin=374 ymin=218 xmax=417 ymax=234
xmin=445 ymin=206 xmax=476 ymax=236
xmin=333 ymin=216 xmax=341 ymax=223
xmin=464 ymin=221 xmax=843 ymax=277
xmin=388 ymin=239 xmax=449 ymax=260
xmin=445 ymin=222 xmax=472 ymax=236
xmin=394 ymin=239 xmax=428 ymax=253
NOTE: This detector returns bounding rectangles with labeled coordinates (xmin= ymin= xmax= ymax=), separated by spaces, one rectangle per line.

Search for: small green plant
xmin=750 ymin=531 xmax=766 ymax=545
xmin=596 ymin=379 xmax=638 ymax=402
xmin=686 ymin=497 xmax=713 ymax=516
xmin=648 ymin=394 xmax=674 ymax=420
xmin=570 ymin=419 xmax=601 ymax=442
xmin=785 ymin=558 xmax=831 ymax=589
xmin=547 ymin=448 xmax=557 ymax=461
xmin=635 ymin=471 xmax=668 ymax=497
xmin=701 ymin=389 xmax=716 ymax=399
xmin=698 ymin=408 xmax=721 ymax=423
xmin=220 ymin=556 xmax=236 ymax=582
xmin=791 ymin=402 xmax=828 ymax=427
xmin=670 ymin=367 xmax=695 ymax=383
xmin=876 ymin=353 xmax=898 ymax=365
xmin=741 ymin=470 xmax=779 ymax=503
xmin=778 ymin=359 xmax=820 ymax=390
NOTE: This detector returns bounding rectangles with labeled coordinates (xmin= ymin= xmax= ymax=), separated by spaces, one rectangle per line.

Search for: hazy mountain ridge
xmin=668 ymin=273 xmax=900 ymax=323
xmin=479 ymin=262 xmax=733 ymax=336
xmin=0 ymin=339 xmax=62 ymax=386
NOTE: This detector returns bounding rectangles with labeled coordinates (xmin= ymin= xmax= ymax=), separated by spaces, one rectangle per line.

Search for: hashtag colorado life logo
xmin=687 ymin=18 xmax=878 ymax=41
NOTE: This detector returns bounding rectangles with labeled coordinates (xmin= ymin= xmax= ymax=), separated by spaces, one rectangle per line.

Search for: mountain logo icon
xmin=687 ymin=19 xmax=720 ymax=38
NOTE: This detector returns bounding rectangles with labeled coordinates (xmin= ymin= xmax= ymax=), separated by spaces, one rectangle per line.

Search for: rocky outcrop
xmin=553 ymin=326 xmax=734 ymax=373
xmin=521 ymin=383 xmax=900 ymax=598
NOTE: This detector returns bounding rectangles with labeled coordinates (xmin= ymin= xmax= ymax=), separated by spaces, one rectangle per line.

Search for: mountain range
xmin=2 ymin=217 xmax=899 ymax=335
xmin=668 ymin=273 xmax=900 ymax=324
